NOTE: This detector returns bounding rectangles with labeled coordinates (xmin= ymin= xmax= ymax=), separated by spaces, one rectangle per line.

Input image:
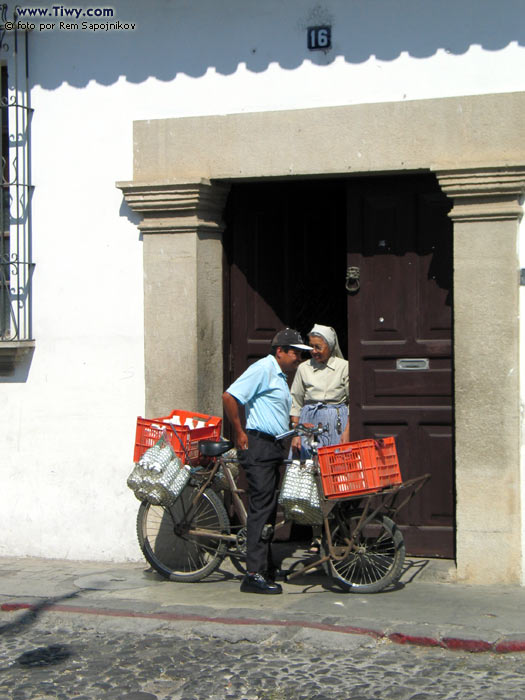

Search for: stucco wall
xmin=518 ymin=219 xmax=525 ymax=586
xmin=1 ymin=0 xmax=524 ymax=563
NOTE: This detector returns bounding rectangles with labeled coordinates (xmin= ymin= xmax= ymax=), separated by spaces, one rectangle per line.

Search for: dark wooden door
xmin=346 ymin=175 xmax=454 ymax=557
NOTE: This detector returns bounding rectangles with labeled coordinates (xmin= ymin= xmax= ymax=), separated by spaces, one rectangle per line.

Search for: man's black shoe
xmin=240 ymin=572 xmax=283 ymax=595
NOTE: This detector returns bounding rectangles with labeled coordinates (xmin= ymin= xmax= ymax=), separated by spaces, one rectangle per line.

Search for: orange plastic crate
xmin=317 ymin=437 xmax=402 ymax=499
xmin=133 ymin=409 xmax=222 ymax=465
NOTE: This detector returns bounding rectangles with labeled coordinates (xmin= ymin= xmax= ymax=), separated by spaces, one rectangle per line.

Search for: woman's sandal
xmin=308 ymin=537 xmax=321 ymax=554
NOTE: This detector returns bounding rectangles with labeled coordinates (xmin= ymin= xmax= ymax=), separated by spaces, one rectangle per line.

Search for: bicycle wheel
xmin=323 ymin=508 xmax=405 ymax=593
xmin=136 ymin=486 xmax=230 ymax=582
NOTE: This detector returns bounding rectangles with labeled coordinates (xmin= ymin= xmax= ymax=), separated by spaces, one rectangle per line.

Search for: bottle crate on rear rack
xmin=317 ymin=437 xmax=402 ymax=499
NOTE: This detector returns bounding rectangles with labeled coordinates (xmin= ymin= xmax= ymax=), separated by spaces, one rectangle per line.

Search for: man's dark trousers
xmin=238 ymin=432 xmax=285 ymax=574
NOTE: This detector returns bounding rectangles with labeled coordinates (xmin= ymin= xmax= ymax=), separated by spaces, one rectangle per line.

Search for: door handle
xmin=345 ymin=266 xmax=360 ymax=293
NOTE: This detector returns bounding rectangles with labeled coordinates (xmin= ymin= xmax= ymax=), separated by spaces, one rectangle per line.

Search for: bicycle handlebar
xmin=275 ymin=422 xmax=329 ymax=442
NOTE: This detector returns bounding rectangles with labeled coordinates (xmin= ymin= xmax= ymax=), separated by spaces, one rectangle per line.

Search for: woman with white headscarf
xmin=289 ymin=323 xmax=350 ymax=552
xmin=290 ymin=323 xmax=350 ymax=455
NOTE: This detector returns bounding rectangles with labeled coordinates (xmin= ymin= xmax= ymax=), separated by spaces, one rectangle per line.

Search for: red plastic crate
xmin=317 ymin=437 xmax=402 ymax=499
xmin=133 ymin=409 xmax=222 ymax=465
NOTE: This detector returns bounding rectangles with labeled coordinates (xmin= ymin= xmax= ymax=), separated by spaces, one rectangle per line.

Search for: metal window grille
xmin=0 ymin=9 xmax=33 ymax=342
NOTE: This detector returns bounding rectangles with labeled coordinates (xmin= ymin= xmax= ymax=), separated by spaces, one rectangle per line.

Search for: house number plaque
xmin=307 ymin=25 xmax=331 ymax=50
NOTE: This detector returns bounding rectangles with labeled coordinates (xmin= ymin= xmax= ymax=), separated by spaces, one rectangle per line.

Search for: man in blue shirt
xmin=223 ymin=328 xmax=312 ymax=594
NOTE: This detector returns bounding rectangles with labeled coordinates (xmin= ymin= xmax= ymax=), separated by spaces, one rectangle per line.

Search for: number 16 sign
xmin=307 ymin=26 xmax=332 ymax=51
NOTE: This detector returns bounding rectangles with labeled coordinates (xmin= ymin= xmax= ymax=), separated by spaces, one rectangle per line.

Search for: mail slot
xmin=396 ymin=358 xmax=429 ymax=371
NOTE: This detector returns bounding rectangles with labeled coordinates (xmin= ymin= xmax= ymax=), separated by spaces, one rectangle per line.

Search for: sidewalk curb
xmin=3 ymin=601 xmax=525 ymax=654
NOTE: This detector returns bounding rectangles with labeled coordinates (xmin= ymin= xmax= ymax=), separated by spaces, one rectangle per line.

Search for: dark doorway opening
xmin=223 ymin=179 xmax=348 ymax=380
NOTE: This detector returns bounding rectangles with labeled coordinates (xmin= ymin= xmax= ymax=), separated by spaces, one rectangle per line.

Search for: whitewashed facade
xmin=1 ymin=0 xmax=525 ymax=582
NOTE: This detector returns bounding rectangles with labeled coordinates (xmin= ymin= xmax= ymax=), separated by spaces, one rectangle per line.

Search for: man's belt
xmin=246 ymin=429 xmax=283 ymax=443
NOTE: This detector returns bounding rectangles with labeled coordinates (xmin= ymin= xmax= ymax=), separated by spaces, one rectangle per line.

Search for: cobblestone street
xmin=1 ymin=612 xmax=525 ymax=700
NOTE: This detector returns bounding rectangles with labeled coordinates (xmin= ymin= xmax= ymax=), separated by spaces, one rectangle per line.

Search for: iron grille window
xmin=0 ymin=64 xmax=8 ymax=335
xmin=0 ymin=19 xmax=33 ymax=343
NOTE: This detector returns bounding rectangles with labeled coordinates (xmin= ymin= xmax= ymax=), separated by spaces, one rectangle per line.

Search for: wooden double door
xmin=224 ymin=174 xmax=454 ymax=557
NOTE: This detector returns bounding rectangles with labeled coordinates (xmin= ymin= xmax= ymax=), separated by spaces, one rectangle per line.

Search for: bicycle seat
xmin=198 ymin=439 xmax=234 ymax=457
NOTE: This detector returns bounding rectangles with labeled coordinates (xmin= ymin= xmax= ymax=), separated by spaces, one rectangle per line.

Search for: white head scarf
xmin=309 ymin=323 xmax=344 ymax=359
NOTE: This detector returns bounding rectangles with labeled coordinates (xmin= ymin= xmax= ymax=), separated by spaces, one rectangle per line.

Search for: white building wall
xmin=1 ymin=0 xmax=524 ymax=561
xmin=518 ymin=219 xmax=525 ymax=586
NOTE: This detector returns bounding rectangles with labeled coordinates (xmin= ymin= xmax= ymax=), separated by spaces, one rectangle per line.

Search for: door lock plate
xmin=396 ymin=358 xmax=429 ymax=370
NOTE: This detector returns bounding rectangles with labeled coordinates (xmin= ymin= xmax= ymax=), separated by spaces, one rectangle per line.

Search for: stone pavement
xmin=1 ymin=546 xmax=525 ymax=654
xmin=3 ymin=610 xmax=525 ymax=700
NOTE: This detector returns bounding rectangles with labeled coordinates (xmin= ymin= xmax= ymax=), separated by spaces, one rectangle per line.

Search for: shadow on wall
xmin=24 ymin=0 xmax=525 ymax=89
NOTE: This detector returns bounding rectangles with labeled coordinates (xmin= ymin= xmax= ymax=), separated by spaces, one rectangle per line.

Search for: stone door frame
xmin=118 ymin=92 xmax=525 ymax=584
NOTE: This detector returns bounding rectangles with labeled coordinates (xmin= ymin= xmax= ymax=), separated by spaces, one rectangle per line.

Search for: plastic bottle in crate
xmin=335 ymin=451 xmax=366 ymax=495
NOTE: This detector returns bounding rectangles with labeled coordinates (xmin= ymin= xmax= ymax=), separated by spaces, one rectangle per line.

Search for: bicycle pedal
xmin=261 ymin=524 xmax=274 ymax=542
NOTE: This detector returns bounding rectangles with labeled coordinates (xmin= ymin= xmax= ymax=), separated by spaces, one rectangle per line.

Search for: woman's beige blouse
xmin=290 ymin=356 xmax=349 ymax=417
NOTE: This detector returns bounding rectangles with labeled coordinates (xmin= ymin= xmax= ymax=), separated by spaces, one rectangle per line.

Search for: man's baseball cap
xmin=271 ymin=328 xmax=312 ymax=351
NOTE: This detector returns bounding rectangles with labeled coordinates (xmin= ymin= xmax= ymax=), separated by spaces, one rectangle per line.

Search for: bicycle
xmin=136 ymin=424 xmax=429 ymax=593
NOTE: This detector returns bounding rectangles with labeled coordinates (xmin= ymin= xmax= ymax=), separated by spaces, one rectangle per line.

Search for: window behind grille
xmin=0 ymin=26 xmax=34 ymax=345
